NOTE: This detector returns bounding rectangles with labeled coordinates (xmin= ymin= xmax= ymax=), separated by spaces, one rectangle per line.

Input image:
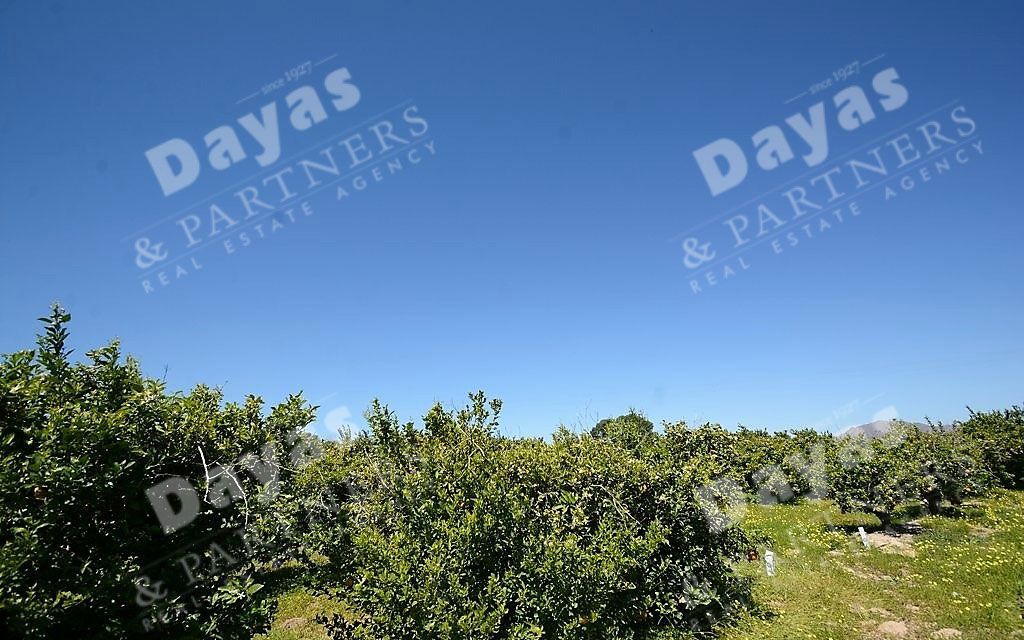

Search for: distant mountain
xmin=839 ymin=419 xmax=952 ymax=438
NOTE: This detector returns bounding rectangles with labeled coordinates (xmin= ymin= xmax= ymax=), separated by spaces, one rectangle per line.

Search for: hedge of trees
xmin=1 ymin=309 xmax=1021 ymax=639
xmin=0 ymin=308 xmax=319 ymax=638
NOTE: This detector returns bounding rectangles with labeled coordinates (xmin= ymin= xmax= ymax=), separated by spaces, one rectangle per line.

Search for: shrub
xmin=732 ymin=429 xmax=813 ymax=504
xmin=958 ymin=406 xmax=1024 ymax=489
xmin=591 ymin=410 xmax=657 ymax=455
xmin=691 ymin=427 xmax=832 ymax=505
xmin=918 ymin=426 xmax=992 ymax=513
xmin=661 ymin=421 xmax=740 ymax=486
xmin=826 ymin=423 xmax=927 ymax=527
xmin=0 ymin=307 xmax=315 ymax=639
xmin=300 ymin=396 xmax=752 ymax=639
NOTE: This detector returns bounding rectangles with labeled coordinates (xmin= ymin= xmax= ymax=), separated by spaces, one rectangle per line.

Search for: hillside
xmin=840 ymin=420 xmax=950 ymax=438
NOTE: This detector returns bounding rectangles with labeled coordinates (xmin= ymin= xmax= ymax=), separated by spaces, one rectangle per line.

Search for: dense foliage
xmin=0 ymin=309 xmax=1020 ymax=639
xmin=958 ymin=406 xmax=1024 ymax=489
xmin=0 ymin=308 xmax=315 ymax=638
xmin=300 ymin=401 xmax=752 ymax=639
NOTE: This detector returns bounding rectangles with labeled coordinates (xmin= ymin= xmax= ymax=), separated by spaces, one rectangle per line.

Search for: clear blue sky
xmin=1 ymin=1 xmax=1021 ymax=437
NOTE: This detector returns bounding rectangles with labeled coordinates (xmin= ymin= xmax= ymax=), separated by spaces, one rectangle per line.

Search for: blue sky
xmin=1 ymin=1 xmax=1021 ymax=437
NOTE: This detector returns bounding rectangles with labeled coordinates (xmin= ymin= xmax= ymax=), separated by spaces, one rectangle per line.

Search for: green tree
xmin=590 ymin=411 xmax=656 ymax=455
xmin=307 ymin=397 xmax=751 ymax=639
xmin=959 ymin=406 xmax=1024 ymax=489
xmin=826 ymin=423 xmax=926 ymax=527
xmin=0 ymin=307 xmax=315 ymax=639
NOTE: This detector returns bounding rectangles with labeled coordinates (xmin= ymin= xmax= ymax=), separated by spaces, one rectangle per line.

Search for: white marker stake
xmin=858 ymin=526 xmax=871 ymax=548
xmin=764 ymin=550 xmax=776 ymax=577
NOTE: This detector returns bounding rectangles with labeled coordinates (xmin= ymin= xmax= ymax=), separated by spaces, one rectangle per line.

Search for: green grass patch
xmin=253 ymin=588 xmax=354 ymax=640
xmin=716 ymin=490 xmax=1024 ymax=640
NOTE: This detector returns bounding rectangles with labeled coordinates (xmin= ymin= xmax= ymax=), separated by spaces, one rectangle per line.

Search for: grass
xmin=252 ymin=589 xmax=352 ymax=640
xmin=252 ymin=491 xmax=1024 ymax=639
xmin=716 ymin=490 xmax=1024 ymax=640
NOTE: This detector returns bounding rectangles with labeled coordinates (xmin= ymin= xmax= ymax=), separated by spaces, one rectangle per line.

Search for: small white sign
xmin=858 ymin=526 xmax=871 ymax=548
xmin=764 ymin=550 xmax=776 ymax=576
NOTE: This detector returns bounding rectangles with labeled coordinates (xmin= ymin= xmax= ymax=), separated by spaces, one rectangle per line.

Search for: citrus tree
xmin=0 ymin=307 xmax=315 ymax=639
